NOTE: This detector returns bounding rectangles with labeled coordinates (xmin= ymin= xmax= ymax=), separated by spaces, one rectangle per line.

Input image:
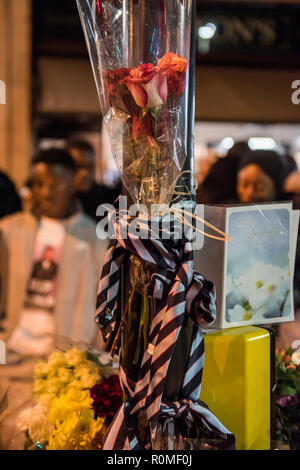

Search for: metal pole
xmin=163 ymin=0 xmax=196 ymax=400
xmin=186 ymin=0 xmax=196 ymax=196
xmin=176 ymin=0 xmax=196 ymax=199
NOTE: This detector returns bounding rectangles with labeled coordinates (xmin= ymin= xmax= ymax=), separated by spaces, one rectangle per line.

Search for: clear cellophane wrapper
xmin=76 ymin=0 xmax=192 ymax=208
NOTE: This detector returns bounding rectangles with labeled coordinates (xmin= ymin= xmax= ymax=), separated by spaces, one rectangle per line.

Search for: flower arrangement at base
xmin=16 ymin=347 xmax=123 ymax=450
xmin=275 ymin=346 xmax=300 ymax=449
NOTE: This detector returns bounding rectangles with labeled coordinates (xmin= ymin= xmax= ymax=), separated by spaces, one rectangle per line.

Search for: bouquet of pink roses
xmin=77 ymin=0 xmax=192 ymax=208
xmin=103 ymin=52 xmax=187 ymax=206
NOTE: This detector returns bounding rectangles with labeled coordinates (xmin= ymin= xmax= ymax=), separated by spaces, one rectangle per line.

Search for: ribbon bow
xmin=95 ymin=208 xmax=234 ymax=449
xmin=154 ymin=399 xmax=235 ymax=450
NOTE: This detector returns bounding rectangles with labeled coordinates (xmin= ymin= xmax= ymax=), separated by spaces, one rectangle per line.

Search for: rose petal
xmin=158 ymin=74 xmax=168 ymax=103
xmin=142 ymin=75 xmax=165 ymax=108
xmin=157 ymin=52 xmax=187 ymax=97
xmin=125 ymin=82 xmax=147 ymax=107
xmin=168 ymin=72 xmax=186 ymax=97
xmin=136 ymin=63 xmax=155 ymax=83
xmin=157 ymin=52 xmax=187 ymax=74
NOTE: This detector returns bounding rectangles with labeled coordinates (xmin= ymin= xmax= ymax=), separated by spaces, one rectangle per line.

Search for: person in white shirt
xmin=0 ymin=148 xmax=108 ymax=357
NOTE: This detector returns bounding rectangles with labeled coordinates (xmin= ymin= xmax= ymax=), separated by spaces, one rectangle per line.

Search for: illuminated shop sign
xmin=196 ymin=2 xmax=300 ymax=67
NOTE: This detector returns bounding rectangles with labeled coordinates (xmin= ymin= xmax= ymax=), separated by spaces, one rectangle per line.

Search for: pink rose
xmin=157 ymin=52 xmax=188 ymax=97
xmin=124 ymin=63 xmax=168 ymax=108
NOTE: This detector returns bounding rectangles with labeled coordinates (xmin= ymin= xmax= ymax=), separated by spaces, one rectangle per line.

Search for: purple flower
xmin=276 ymin=418 xmax=282 ymax=429
xmin=277 ymin=395 xmax=299 ymax=408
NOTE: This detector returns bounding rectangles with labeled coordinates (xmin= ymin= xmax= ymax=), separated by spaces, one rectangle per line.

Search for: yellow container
xmin=201 ymin=326 xmax=271 ymax=450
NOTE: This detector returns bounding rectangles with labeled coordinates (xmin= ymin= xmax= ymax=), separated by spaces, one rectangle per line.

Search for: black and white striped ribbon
xmin=95 ymin=209 xmax=235 ymax=449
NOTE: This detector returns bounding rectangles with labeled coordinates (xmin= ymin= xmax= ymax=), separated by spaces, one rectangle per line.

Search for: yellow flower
xmin=33 ymin=347 xmax=102 ymax=401
xmin=48 ymin=351 xmax=67 ymax=368
xmin=47 ymin=415 xmax=105 ymax=450
xmin=73 ymin=364 xmax=100 ymax=389
xmin=48 ymin=389 xmax=92 ymax=424
xmin=45 ymin=377 xmax=63 ymax=396
xmin=34 ymin=361 xmax=51 ymax=378
xmin=57 ymin=367 xmax=73 ymax=384
xmin=46 ymin=389 xmax=106 ymax=450
xmin=21 ymin=347 xmax=106 ymax=450
xmin=33 ymin=378 xmax=47 ymax=396
xmin=64 ymin=348 xmax=86 ymax=367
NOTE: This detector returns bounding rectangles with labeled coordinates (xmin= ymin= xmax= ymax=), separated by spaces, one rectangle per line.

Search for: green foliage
xmin=275 ymin=347 xmax=300 ymax=446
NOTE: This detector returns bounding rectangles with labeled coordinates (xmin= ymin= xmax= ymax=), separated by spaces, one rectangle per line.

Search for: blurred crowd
xmin=0 ymin=140 xmax=121 ymax=359
xmin=1 ymin=139 xmax=300 ymax=358
xmin=196 ymin=142 xmax=300 ymax=207
xmin=196 ymin=142 xmax=300 ymax=348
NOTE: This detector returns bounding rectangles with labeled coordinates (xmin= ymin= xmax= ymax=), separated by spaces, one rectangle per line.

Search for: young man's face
xmin=31 ymin=163 xmax=75 ymax=219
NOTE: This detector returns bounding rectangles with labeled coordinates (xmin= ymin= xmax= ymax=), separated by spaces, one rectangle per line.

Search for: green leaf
xmin=150 ymin=105 xmax=162 ymax=119
xmin=285 ymin=346 xmax=295 ymax=356
xmin=280 ymin=385 xmax=297 ymax=396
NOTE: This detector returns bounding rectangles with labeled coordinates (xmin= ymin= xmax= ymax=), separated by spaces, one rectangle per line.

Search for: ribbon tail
xmin=102 ymin=403 xmax=140 ymax=450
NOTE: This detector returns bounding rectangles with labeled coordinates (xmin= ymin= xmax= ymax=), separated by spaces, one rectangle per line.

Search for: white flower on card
xmin=237 ymin=261 xmax=290 ymax=311
xmin=226 ymin=274 xmax=245 ymax=310
xmin=227 ymin=304 xmax=253 ymax=322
